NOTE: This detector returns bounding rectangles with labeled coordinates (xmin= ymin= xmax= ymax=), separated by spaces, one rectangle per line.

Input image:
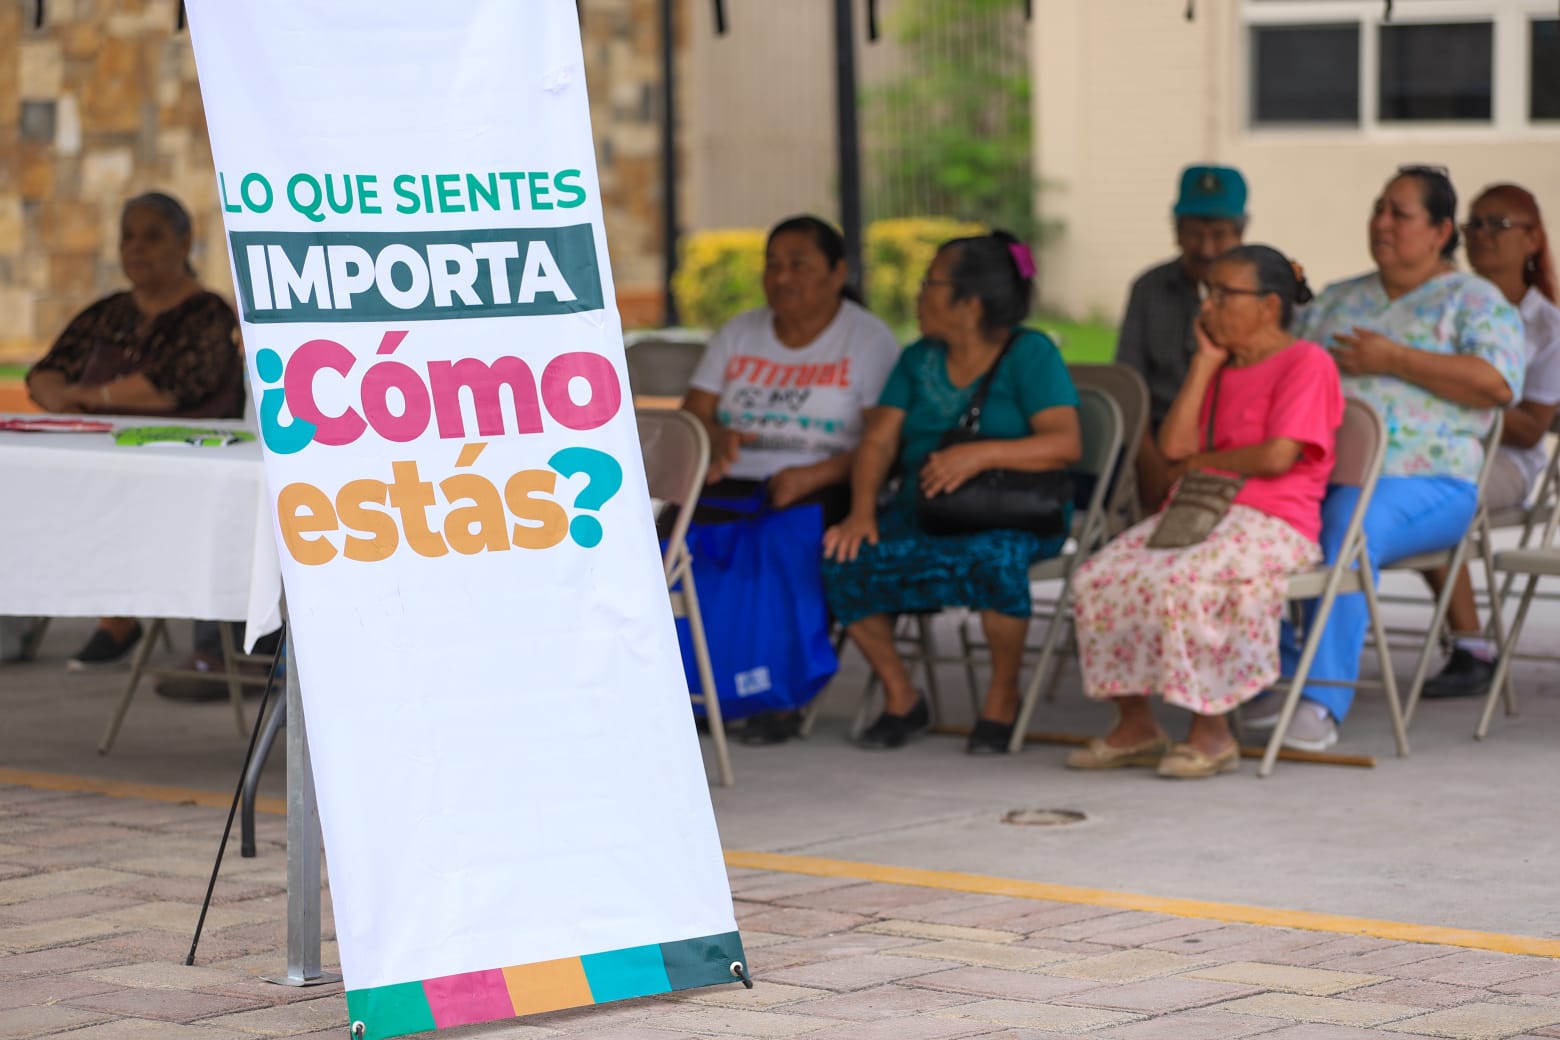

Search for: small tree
xmin=865 ymin=0 xmax=1041 ymax=241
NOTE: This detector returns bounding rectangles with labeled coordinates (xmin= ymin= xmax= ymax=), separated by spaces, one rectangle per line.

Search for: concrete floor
xmin=3 ymin=569 xmax=1558 ymax=943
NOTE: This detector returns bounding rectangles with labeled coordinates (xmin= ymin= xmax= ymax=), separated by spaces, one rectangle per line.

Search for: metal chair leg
xmin=98 ymin=618 xmax=166 ymax=755
xmin=217 ymin=621 xmax=249 ymax=737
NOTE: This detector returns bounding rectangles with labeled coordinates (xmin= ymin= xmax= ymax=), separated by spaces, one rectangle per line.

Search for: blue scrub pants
xmin=1278 ymin=476 xmax=1477 ymax=721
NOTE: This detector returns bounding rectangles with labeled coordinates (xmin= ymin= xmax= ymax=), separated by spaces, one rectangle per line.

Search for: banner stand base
xmin=263 ymin=970 xmax=342 ymax=988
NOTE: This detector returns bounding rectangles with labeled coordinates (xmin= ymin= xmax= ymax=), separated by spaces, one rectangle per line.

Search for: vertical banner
xmin=182 ymin=4 xmax=745 ymax=1038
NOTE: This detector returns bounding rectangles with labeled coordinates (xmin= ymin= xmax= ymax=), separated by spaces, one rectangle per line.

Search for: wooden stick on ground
xmin=929 ymin=724 xmax=1376 ymax=768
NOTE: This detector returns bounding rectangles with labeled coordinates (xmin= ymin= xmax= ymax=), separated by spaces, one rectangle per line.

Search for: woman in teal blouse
xmin=822 ymin=231 xmax=1082 ymax=753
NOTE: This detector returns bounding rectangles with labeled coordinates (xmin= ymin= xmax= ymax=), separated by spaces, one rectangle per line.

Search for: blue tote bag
xmin=672 ymin=490 xmax=839 ymax=721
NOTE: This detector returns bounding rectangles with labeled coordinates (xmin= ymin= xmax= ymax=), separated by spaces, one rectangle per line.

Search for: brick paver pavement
xmin=4 ymin=782 xmax=1560 ymax=1040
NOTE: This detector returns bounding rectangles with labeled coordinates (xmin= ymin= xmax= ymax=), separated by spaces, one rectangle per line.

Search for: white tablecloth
xmin=0 ymin=414 xmax=282 ymax=644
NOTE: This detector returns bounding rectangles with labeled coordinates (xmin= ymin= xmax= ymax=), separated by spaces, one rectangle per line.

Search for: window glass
xmin=1251 ymin=24 xmax=1360 ymax=125
xmin=1378 ymin=22 xmax=1492 ymax=122
xmin=1533 ymin=19 xmax=1560 ymax=121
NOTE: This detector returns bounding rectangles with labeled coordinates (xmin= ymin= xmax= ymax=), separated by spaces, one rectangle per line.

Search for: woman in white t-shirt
xmin=1421 ymin=183 xmax=1560 ymax=700
xmin=685 ymin=216 xmax=900 ymax=512
xmin=681 ymin=215 xmax=900 ymax=743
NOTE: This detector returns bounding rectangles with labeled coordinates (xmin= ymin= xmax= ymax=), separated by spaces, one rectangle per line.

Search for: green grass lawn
xmin=1036 ymin=318 xmax=1117 ymax=364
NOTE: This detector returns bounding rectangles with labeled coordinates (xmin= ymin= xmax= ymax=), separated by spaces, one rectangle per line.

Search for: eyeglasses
xmin=1202 ymin=282 xmax=1269 ymax=305
xmin=1461 ymin=217 xmax=1535 ymax=235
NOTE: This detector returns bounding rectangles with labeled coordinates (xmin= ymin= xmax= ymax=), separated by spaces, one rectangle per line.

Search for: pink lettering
xmin=428 ymin=356 xmax=545 ymax=439
xmin=284 ymin=338 xmax=366 ymax=447
xmin=360 ymin=361 xmax=432 ymax=443
xmin=540 ymin=351 xmax=621 ymax=431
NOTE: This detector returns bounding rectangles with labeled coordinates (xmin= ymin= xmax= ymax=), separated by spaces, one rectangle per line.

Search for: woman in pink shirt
xmin=1067 ymin=245 xmax=1343 ymax=778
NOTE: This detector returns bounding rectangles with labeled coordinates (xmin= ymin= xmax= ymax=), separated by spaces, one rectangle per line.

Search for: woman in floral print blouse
xmin=25 ymin=191 xmax=244 ymax=670
xmin=1241 ymin=165 xmax=1525 ymax=752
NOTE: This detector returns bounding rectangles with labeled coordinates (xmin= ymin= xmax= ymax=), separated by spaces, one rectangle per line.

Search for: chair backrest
xmin=1067 ymin=363 xmax=1149 ymax=526
xmin=1073 ymin=387 xmax=1124 ymax=552
xmin=624 ymin=334 xmax=709 ymax=399
xmin=636 ymin=408 xmax=710 ymax=576
xmin=1329 ymin=397 xmax=1386 ymax=489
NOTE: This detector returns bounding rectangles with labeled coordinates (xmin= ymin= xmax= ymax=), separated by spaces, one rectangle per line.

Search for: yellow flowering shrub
xmin=671 ymin=218 xmax=985 ymax=333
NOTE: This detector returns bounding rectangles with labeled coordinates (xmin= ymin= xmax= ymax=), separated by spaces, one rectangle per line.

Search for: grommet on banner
xmin=351 ymin=1022 xmax=365 ymax=1038
xmin=730 ymin=961 xmax=753 ymax=989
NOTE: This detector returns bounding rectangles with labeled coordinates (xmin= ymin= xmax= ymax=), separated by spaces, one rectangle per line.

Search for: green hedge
xmin=671 ymin=217 xmax=984 ymax=333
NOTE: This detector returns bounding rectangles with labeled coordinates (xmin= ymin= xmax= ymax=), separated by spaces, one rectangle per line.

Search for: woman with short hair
xmin=1420 ymin=183 xmax=1560 ymax=699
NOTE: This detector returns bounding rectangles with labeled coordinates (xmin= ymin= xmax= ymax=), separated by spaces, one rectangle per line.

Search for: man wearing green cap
xmin=1116 ymin=164 xmax=1248 ymax=510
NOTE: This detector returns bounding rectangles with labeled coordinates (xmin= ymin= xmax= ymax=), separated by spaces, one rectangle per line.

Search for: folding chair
xmin=1260 ymin=399 xmax=1410 ymax=777
xmin=977 ymin=364 xmax=1147 ymax=715
xmin=1477 ymin=460 xmax=1560 ymax=739
xmin=1066 ymin=364 xmax=1150 ymax=534
xmin=1384 ymin=413 xmax=1506 ymax=725
xmin=905 ymin=387 xmax=1124 ymax=749
xmin=1484 ymin=416 xmax=1560 ymax=621
xmin=624 ymin=331 xmax=709 ymax=402
xmin=99 ymin=619 xmax=268 ymax=754
xmin=636 ymin=407 xmax=734 ymax=787
xmin=808 ymin=388 xmax=1124 ymax=744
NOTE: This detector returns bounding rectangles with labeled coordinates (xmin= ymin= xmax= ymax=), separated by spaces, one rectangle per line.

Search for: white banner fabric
xmin=183 ymin=4 xmax=744 ymax=1037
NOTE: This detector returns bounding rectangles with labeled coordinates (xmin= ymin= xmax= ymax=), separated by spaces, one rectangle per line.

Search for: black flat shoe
xmin=1422 ymin=648 xmax=1495 ymax=700
xmin=965 ymin=718 xmax=1015 ymax=755
xmin=740 ymin=711 xmax=801 ymax=746
xmin=856 ymin=698 xmax=930 ymax=750
xmin=66 ymin=622 xmax=143 ymax=672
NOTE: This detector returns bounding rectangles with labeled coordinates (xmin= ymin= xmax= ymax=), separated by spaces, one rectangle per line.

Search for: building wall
xmin=1032 ymin=0 xmax=1560 ymax=326
xmin=0 ymin=0 xmax=675 ymax=363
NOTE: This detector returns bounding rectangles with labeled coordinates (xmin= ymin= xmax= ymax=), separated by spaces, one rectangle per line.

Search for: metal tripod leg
xmin=240 ymin=696 xmax=286 ymax=858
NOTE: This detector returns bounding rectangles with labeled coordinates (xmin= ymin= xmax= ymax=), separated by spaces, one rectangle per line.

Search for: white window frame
xmin=1239 ymin=0 xmax=1560 ymax=139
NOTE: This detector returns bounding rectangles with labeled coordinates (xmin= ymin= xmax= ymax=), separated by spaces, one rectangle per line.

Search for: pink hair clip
xmin=1007 ymin=242 xmax=1036 ymax=280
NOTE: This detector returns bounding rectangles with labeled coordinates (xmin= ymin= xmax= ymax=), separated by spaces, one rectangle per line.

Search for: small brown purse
xmin=1146 ymin=369 xmax=1244 ymax=550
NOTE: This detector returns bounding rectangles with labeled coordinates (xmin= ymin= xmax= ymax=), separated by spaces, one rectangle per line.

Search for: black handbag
xmin=915 ymin=335 xmax=1072 ymax=538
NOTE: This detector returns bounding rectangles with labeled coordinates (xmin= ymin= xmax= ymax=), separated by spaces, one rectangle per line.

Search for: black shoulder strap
xmin=956 ymin=330 xmax=1021 ymax=432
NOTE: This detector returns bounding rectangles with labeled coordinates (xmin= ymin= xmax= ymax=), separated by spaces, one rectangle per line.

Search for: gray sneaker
xmin=1280 ymin=702 xmax=1339 ymax=752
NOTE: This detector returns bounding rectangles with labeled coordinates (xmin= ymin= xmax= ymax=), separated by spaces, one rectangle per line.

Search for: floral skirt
xmin=1071 ymin=505 xmax=1320 ymax=715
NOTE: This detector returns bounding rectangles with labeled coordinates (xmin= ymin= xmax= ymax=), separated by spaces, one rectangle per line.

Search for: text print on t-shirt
xmin=715 ymin=355 xmax=856 ymax=441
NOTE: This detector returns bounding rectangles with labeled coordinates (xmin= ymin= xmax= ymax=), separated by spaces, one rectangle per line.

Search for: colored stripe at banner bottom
xmin=345 ymin=931 xmax=748 ymax=1040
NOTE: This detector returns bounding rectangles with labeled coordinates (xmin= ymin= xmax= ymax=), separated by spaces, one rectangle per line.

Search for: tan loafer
xmin=1065 ymin=733 xmax=1171 ymax=770
xmin=1156 ymin=741 xmax=1240 ymax=779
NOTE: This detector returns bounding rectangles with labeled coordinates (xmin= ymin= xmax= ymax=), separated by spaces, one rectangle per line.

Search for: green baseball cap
xmin=1174 ymin=165 xmax=1247 ymax=220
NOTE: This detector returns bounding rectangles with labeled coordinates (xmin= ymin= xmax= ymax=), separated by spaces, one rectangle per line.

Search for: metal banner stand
xmin=265 ymin=647 xmax=339 ymax=987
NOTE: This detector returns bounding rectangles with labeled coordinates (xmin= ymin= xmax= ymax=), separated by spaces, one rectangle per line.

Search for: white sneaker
xmin=1280 ymin=702 xmax=1339 ymax=752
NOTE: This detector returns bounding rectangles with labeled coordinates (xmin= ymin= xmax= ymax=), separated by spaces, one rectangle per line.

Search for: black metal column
xmin=660 ymin=0 xmax=680 ymax=326
xmin=833 ymin=0 xmax=864 ymax=293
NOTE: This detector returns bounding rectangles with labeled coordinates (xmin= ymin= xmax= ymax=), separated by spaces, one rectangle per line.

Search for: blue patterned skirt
xmin=822 ymin=507 xmax=1067 ymax=626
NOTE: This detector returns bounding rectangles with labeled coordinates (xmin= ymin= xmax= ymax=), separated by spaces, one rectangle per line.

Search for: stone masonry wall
xmin=0 ymin=0 xmax=671 ymax=365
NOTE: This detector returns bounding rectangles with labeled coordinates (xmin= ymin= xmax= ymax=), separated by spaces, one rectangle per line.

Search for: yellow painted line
xmin=0 ymin=768 xmax=285 ymax=816
xmin=6 ymin=769 xmax=1552 ymax=958
xmin=725 ymin=849 xmax=1560 ymax=959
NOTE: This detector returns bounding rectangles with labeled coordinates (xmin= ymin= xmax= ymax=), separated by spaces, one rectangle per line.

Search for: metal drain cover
xmin=1002 ymin=808 xmax=1087 ymax=827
